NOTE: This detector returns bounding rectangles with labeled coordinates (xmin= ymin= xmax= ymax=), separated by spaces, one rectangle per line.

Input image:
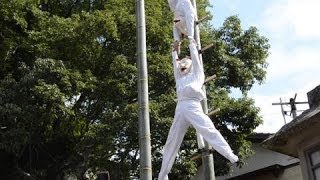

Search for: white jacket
xmin=172 ymin=42 xmax=205 ymax=101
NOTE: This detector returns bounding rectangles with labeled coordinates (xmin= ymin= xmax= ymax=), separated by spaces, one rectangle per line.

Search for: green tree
xmin=0 ymin=59 xmax=96 ymax=179
xmin=0 ymin=0 xmax=269 ymax=179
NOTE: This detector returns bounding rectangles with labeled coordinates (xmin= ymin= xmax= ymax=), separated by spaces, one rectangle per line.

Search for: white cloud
xmin=263 ymin=0 xmax=320 ymax=39
xmin=252 ymin=94 xmax=286 ymax=133
xmin=266 ymin=45 xmax=320 ymax=82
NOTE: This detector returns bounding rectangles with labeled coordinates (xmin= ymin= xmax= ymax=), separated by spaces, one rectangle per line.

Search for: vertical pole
xmin=190 ymin=0 xmax=215 ymax=179
xmin=135 ymin=0 xmax=152 ymax=179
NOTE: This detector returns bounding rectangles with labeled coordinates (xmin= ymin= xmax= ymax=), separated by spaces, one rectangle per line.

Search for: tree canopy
xmin=0 ymin=0 xmax=269 ymax=179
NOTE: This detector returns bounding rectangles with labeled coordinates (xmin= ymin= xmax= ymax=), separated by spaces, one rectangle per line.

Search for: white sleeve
xmin=189 ymin=42 xmax=203 ymax=77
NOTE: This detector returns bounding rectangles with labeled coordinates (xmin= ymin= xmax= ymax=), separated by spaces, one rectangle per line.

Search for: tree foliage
xmin=0 ymin=0 xmax=269 ymax=179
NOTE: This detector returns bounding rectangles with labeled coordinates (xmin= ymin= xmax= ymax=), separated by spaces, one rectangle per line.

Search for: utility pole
xmin=135 ymin=0 xmax=152 ymax=179
xmin=272 ymin=93 xmax=308 ymax=120
xmin=190 ymin=0 xmax=215 ymax=179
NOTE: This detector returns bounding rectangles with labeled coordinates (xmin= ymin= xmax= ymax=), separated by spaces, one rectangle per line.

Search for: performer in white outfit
xmin=158 ymin=41 xmax=238 ymax=180
xmin=168 ymin=0 xmax=196 ymax=54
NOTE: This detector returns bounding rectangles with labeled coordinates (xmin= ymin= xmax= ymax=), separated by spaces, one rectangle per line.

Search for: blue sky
xmin=209 ymin=0 xmax=320 ymax=133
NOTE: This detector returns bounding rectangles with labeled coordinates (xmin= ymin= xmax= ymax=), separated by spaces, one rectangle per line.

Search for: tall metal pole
xmin=135 ymin=0 xmax=152 ymax=179
xmin=191 ymin=0 xmax=215 ymax=179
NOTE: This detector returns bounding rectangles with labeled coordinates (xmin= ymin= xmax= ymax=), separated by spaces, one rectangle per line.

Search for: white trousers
xmin=158 ymin=100 xmax=235 ymax=180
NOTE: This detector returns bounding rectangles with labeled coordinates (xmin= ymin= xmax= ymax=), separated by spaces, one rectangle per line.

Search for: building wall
xmin=277 ymin=165 xmax=303 ymax=180
xmin=298 ymin=133 xmax=320 ymax=180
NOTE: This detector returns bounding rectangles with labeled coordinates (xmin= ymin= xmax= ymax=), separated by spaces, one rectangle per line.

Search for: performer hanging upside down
xmin=168 ymin=0 xmax=196 ymax=54
xmin=158 ymin=40 xmax=239 ymax=180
